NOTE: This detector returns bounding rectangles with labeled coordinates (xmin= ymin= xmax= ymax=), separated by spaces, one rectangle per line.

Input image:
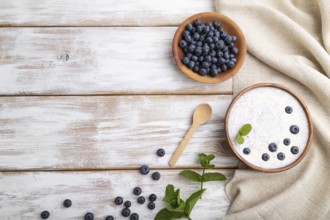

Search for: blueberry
xmin=223 ymin=53 xmax=230 ymax=59
xmin=285 ymin=106 xmax=293 ymax=114
xmin=203 ymin=26 xmax=210 ymax=33
xmin=148 ymin=202 xmax=156 ymax=210
xmin=63 ymin=199 xmax=72 ymax=208
xmin=179 ymin=40 xmax=187 ymax=49
xmin=130 ymin=213 xmax=139 ymax=220
xmin=149 ymin=194 xmax=157 ymax=202
xmin=198 ymin=56 xmax=204 ymax=62
xmin=224 ymin=35 xmax=232 ymax=44
xmin=202 ymin=61 xmax=210 ymax=68
xmin=291 ymin=146 xmax=299 ymax=154
xmin=218 ymin=58 xmax=225 ymax=65
xmin=182 ymin=48 xmax=188 ymax=53
xmin=137 ymin=196 xmax=145 ymax=204
xmin=156 ymin=148 xmax=165 ymax=157
xmin=85 ymin=212 xmax=94 ymax=220
xmin=140 ymin=165 xmax=150 ymax=175
xmin=186 ymin=23 xmax=193 ymax=31
xmin=290 ymin=125 xmax=299 ymax=134
xmin=262 ymin=153 xmax=270 ymax=161
xmin=211 ymin=58 xmax=218 ymax=64
xmin=122 ymin=208 xmax=131 ymax=217
xmin=193 ymin=66 xmax=199 ymax=73
xmin=243 ymin=148 xmax=250 ymax=155
xmin=210 ymin=68 xmax=218 ymax=77
xmin=232 ymin=35 xmax=237 ymax=42
xmin=231 ymin=58 xmax=237 ymax=63
xmin=222 ymin=46 xmax=229 ymax=52
xmin=188 ymin=61 xmax=195 ymax=69
xmin=216 ymin=41 xmax=224 ymax=49
xmin=191 ymin=56 xmax=198 ymax=62
xmin=232 ymin=47 xmax=239 ymax=55
xmin=187 ymin=53 xmax=192 ymax=58
xmin=193 ymin=33 xmax=200 ymax=40
xmin=217 ymin=51 xmax=223 ymax=58
xmin=202 ymin=45 xmax=210 ymax=54
xmin=220 ymin=31 xmax=228 ymax=39
xmin=196 ymin=41 xmax=203 ymax=46
xmin=183 ymin=30 xmax=190 ymax=37
xmin=205 ymin=55 xmax=212 ymax=62
xmin=40 ymin=211 xmax=50 ymax=219
xmin=194 ymin=19 xmax=202 ymax=26
xmin=214 ymin=21 xmax=221 ymax=28
xmin=227 ymin=61 xmax=235 ymax=69
xmin=206 ymin=22 xmax=213 ymax=28
xmin=188 ymin=44 xmax=196 ymax=53
xmin=194 ymin=47 xmax=202 ymax=56
xmin=106 ymin=216 xmax=114 ymax=220
xmin=200 ymin=35 xmax=205 ymax=41
xmin=213 ymin=37 xmax=219 ymax=42
xmin=283 ymin=138 xmax=291 ymax=146
xmin=124 ymin=200 xmax=131 ymax=208
xmin=221 ymin=64 xmax=227 ymax=72
xmin=190 ymin=27 xmax=196 ymax=34
xmin=115 ymin=196 xmax=124 ymax=205
xmin=268 ymin=143 xmax=277 ymax=152
xmin=199 ymin=68 xmax=207 ymax=76
xmin=184 ymin=34 xmax=192 ymax=43
xmin=182 ymin=57 xmax=189 ymax=65
xmin=207 ymin=31 xmax=214 ymax=37
xmin=206 ymin=37 xmax=213 ymax=43
xmin=229 ymin=53 xmax=235 ymax=58
xmin=152 ymin=172 xmax=161 ymax=181
xmin=196 ymin=25 xmax=204 ymax=33
xmin=277 ymin=152 xmax=285 ymax=161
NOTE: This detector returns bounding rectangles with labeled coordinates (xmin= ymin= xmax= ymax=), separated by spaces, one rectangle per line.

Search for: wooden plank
xmin=0 ymin=95 xmax=238 ymax=170
xmin=0 ymin=0 xmax=214 ymax=27
xmin=0 ymin=169 xmax=232 ymax=219
xmin=0 ymin=27 xmax=232 ymax=95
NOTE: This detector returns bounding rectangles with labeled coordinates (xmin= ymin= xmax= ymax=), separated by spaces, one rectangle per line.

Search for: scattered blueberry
xmin=268 ymin=143 xmax=277 ymax=152
xmin=121 ymin=208 xmax=131 ymax=217
xmin=115 ymin=196 xmax=123 ymax=205
xmin=106 ymin=216 xmax=114 ymax=220
xmin=285 ymin=106 xmax=293 ymax=114
xmin=148 ymin=202 xmax=156 ymax=210
xmin=137 ymin=196 xmax=145 ymax=204
xmin=40 ymin=211 xmax=50 ymax=219
xmin=130 ymin=213 xmax=139 ymax=220
xmin=290 ymin=125 xmax=299 ymax=134
xmin=63 ymin=199 xmax=72 ymax=208
xmin=283 ymin=138 xmax=291 ymax=146
xmin=243 ymin=148 xmax=250 ymax=155
xmin=84 ymin=212 xmax=94 ymax=220
xmin=262 ymin=153 xmax=270 ymax=161
xmin=149 ymin=194 xmax=157 ymax=202
xmin=140 ymin=165 xmax=150 ymax=175
xmin=152 ymin=172 xmax=161 ymax=181
xmin=277 ymin=152 xmax=285 ymax=161
xmin=124 ymin=201 xmax=131 ymax=208
xmin=133 ymin=187 xmax=142 ymax=196
xmin=291 ymin=146 xmax=299 ymax=154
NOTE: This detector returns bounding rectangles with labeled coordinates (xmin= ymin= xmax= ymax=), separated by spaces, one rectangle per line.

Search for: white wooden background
xmin=0 ymin=0 xmax=238 ymax=219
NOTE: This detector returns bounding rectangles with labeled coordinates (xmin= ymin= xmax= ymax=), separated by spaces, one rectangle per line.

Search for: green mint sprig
xmin=155 ymin=153 xmax=226 ymax=220
xmin=236 ymin=124 xmax=252 ymax=144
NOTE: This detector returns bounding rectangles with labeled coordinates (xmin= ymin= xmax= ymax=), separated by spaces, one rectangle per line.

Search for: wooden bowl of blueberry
xmin=173 ymin=12 xmax=247 ymax=83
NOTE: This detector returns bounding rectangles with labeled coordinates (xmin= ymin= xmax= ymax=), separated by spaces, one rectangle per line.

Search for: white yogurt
xmin=227 ymin=87 xmax=310 ymax=169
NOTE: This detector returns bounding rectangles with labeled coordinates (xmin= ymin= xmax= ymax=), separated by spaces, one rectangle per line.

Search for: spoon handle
xmin=168 ymin=123 xmax=199 ymax=167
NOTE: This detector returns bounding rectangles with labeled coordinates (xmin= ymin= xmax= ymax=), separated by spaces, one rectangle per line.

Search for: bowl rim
xmin=224 ymin=83 xmax=313 ymax=173
xmin=172 ymin=12 xmax=247 ymax=84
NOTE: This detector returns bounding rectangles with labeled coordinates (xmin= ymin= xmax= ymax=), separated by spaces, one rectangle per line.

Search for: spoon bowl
xmin=193 ymin=103 xmax=212 ymax=125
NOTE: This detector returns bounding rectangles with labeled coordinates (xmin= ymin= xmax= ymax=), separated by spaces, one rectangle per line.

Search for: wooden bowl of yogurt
xmin=225 ymin=83 xmax=313 ymax=172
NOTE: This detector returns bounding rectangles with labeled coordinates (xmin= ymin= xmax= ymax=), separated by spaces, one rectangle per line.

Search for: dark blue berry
xmin=190 ymin=27 xmax=196 ymax=33
xmin=221 ymin=64 xmax=227 ymax=72
xmin=220 ymin=31 xmax=228 ymax=39
xmin=140 ymin=165 xmax=150 ymax=175
xmin=188 ymin=44 xmax=196 ymax=52
xmin=277 ymin=152 xmax=285 ymax=161
xmin=202 ymin=61 xmax=210 ymax=68
xmin=227 ymin=61 xmax=235 ymax=69
xmin=229 ymin=53 xmax=235 ymax=58
xmin=268 ymin=143 xmax=277 ymax=152
xmin=156 ymin=148 xmax=165 ymax=157
xmin=213 ymin=37 xmax=219 ymax=42
xmin=194 ymin=19 xmax=202 ymax=26
xmin=152 ymin=172 xmax=161 ymax=181
xmin=224 ymin=35 xmax=232 ymax=44
xmin=198 ymin=56 xmax=204 ymax=62
xmin=122 ymin=208 xmax=131 ymax=217
xmin=232 ymin=47 xmax=239 ymax=55
xmin=191 ymin=56 xmax=198 ymax=61
xmin=148 ymin=202 xmax=156 ymax=210
xmin=202 ymin=26 xmax=210 ymax=33
xmin=223 ymin=53 xmax=229 ymax=59
xmin=188 ymin=61 xmax=195 ymax=69
xmin=216 ymin=41 xmax=224 ymax=49
xmin=193 ymin=32 xmax=200 ymax=40
xmin=214 ymin=21 xmax=221 ymax=28
xmin=196 ymin=41 xmax=203 ymax=46
xmin=196 ymin=25 xmax=204 ymax=33
xmin=210 ymin=68 xmax=218 ymax=77
xmin=290 ymin=125 xmax=299 ymax=134
xmin=182 ymin=48 xmax=188 ymax=53
xmin=291 ymin=146 xmax=299 ymax=154
xmin=106 ymin=216 xmax=114 ymax=220
xmin=115 ymin=196 xmax=123 ymax=205
xmin=193 ymin=66 xmax=199 ymax=73
xmin=206 ymin=22 xmax=213 ymax=28
xmin=285 ymin=106 xmax=293 ymax=114
xmin=206 ymin=37 xmax=213 ymax=43
xmin=205 ymin=55 xmax=212 ymax=62
xmin=130 ymin=213 xmax=139 ymax=220
xmin=202 ymin=45 xmax=210 ymax=54
xmin=133 ymin=187 xmax=142 ymax=195
xmin=40 ymin=211 xmax=50 ymax=219
xmin=194 ymin=47 xmax=202 ymax=56
xmin=231 ymin=58 xmax=237 ymax=63
xmin=184 ymin=34 xmax=192 ymax=43
xmin=207 ymin=31 xmax=214 ymax=37
xmin=137 ymin=196 xmax=145 ymax=204
xmin=210 ymin=50 xmax=216 ymax=57
xmin=262 ymin=153 xmax=270 ymax=161
xmin=199 ymin=68 xmax=207 ymax=76
xmin=63 ymin=199 xmax=72 ymax=208
xmin=222 ymin=46 xmax=229 ymax=52
xmin=149 ymin=194 xmax=157 ymax=202
xmin=182 ymin=57 xmax=189 ymax=65
xmin=217 ymin=51 xmax=223 ymax=57
xmin=283 ymin=138 xmax=291 ymax=146
xmin=243 ymin=148 xmax=250 ymax=155
xmin=85 ymin=212 xmax=94 ymax=220
xmin=124 ymin=201 xmax=131 ymax=208
xmin=211 ymin=58 xmax=218 ymax=63
xmin=232 ymin=35 xmax=237 ymax=42
xmin=186 ymin=23 xmax=193 ymax=31
xmin=179 ymin=40 xmax=187 ymax=48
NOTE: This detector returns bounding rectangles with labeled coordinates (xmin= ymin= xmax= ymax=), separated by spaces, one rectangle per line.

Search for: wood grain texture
xmin=0 ymin=0 xmax=214 ymax=27
xmin=0 ymin=170 xmax=232 ymax=219
xmin=0 ymin=95 xmax=238 ymax=170
xmin=0 ymin=27 xmax=232 ymax=95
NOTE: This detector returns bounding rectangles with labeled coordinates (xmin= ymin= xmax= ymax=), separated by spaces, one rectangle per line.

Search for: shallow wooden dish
xmin=225 ymin=83 xmax=313 ymax=173
xmin=172 ymin=12 xmax=247 ymax=84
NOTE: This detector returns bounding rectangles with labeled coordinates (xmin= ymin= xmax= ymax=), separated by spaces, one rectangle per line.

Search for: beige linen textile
xmin=215 ymin=0 xmax=330 ymax=219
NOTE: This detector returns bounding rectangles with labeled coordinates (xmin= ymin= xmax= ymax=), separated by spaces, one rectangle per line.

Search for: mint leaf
xmin=198 ymin=153 xmax=215 ymax=168
xmin=175 ymin=189 xmax=181 ymax=207
xmin=163 ymin=184 xmax=176 ymax=203
xmin=236 ymin=133 xmax=244 ymax=144
xmin=239 ymin=124 xmax=252 ymax=136
xmin=202 ymin=172 xmax=227 ymax=182
xmin=155 ymin=208 xmax=186 ymax=220
xmin=184 ymin=189 xmax=206 ymax=217
xmin=179 ymin=170 xmax=202 ymax=182
xmin=207 ymin=154 xmax=215 ymax=161
xmin=166 ymin=201 xmax=185 ymax=213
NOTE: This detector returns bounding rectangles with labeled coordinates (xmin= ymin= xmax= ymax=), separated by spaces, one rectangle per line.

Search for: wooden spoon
xmin=168 ymin=103 xmax=212 ymax=167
